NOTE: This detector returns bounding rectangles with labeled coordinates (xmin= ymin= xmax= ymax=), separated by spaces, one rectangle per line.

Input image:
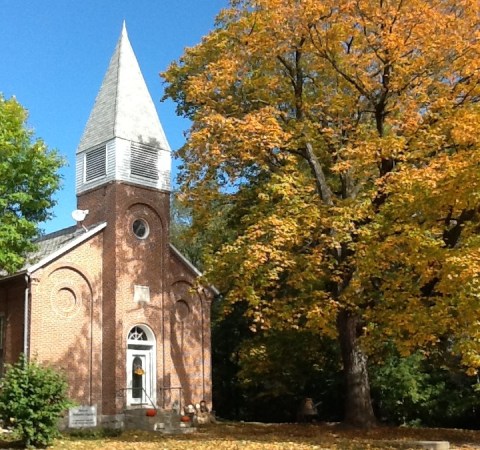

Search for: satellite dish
xmin=71 ymin=209 xmax=89 ymax=222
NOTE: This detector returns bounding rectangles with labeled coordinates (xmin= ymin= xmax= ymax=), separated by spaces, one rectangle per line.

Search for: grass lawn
xmin=3 ymin=422 xmax=480 ymax=449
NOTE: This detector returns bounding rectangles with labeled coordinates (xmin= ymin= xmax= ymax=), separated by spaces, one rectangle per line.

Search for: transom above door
xmin=126 ymin=325 xmax=156 ymax=407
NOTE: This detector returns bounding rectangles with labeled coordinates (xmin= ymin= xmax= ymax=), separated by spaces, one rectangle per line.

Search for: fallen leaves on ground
xmin=4 ymin=422 xmax=480 ymax=449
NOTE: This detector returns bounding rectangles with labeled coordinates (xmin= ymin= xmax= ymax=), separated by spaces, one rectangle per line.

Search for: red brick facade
xmin=0 ymin=181 xmax=212 ymax=425
xmin=0 ymin=24 xmax=212 ymax=426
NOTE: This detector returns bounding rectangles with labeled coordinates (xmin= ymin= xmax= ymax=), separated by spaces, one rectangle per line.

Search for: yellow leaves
xmin=166 ymin=0 xmax=480 ymax=370
xmin=384 ymin=147 xmax=480 ymax=225
xmin=356 ymin=205 xmax=480 ymax=361
xmin=305 ymin=298 xmax=339 ymax=338
xmin=49 ymin=422 xmax=480 ymax=449
xmin=449 ymin=107 xmax=480 ymax=148
xmin=436 ymin=248 xmax=480 ymax=302
xmin=186 ymin=107 xmax=292 ymax=176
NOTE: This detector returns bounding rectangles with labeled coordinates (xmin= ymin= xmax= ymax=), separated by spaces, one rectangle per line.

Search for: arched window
xmin=128 ymin=326 xmax=148 ymax=341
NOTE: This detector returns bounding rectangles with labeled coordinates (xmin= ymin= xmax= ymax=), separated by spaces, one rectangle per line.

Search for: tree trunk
xmin=336 ymin=310 xmax=377 ymax=428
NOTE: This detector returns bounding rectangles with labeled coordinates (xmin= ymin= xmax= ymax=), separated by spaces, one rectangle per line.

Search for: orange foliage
xmin=164 ymin=0 xmax=480 ymax=374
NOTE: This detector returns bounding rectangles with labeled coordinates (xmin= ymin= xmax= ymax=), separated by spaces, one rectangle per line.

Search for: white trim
xmin=132 ymin=218 xmax=149 ymax=239
xmin=169 ymin=244 xmax=220 ymax=296
xmin=126 ymin=324 xmax=156 ymax=407
xmin=169 ymin=244 xmax=202 ymax=276
xmin=27 ymin=222 xmax=107 ymax=274
xmin=127 ymin=324 xmax=155 ymax=344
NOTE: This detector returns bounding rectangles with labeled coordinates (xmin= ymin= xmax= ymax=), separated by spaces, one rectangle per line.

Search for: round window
xmin=132 ymin=219 xmax=149 ymax=239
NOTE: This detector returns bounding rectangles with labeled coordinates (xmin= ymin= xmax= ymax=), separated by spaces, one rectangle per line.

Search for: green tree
xmin=237 ymin=330 xmax=343 ymax=422
xmin=164 ymin=0 xmax=480 ymax=427
xmin=0 ymin=95 xmax=63 ymax=273
xmin=211 ymin=300 xmax=252 ymax=420
xmin=0 ymin=355 xmax=72 ymax=448
xmin=170 ymin=190 xmax=238 ymax=271
xmin=170 ymin=192 xmax=204 ymax=268
xmin=370 ymin=348 xmax=480 ymax=428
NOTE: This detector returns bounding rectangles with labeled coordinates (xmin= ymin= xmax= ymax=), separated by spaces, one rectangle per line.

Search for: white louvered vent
xmin=131 ymin=143 xmax=158 ymax=180
xmin=85 ymin=146 xmax=107 ymax=182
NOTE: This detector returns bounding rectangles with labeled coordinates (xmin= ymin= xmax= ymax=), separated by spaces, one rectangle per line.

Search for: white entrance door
xmin=127 ymin=349 xmax=153 ymax=405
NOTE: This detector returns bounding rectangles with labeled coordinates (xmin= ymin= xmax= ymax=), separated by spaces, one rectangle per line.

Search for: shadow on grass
xmin=64 ymin=428 xmax=122 ymax=440
xmin=0 ymin=438 xmax=25 ymax=449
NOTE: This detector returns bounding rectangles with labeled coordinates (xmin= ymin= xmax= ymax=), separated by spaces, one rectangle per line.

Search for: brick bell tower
xmin=75 ymin=23 xmax=172 ymax=418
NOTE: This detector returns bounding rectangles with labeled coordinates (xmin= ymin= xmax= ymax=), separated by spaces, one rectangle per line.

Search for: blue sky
xmin=0 ymin=1 xmax=228 ymax=233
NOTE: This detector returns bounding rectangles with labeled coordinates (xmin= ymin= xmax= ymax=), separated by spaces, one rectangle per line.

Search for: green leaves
xmin=0 ymin=95 xmax=63 ymax=274
xmin=164 ymin=0 xmax=480 ymax=425
xmin=0 ymin=354 xmax=73 ymax=448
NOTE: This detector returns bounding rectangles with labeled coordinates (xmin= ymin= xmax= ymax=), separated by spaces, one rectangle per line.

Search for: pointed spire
xmin=77 ymin=23 xmax=170 ymax=154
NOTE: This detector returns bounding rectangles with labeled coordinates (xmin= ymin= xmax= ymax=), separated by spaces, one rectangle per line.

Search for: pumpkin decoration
xmin=146 ymin=409 xmax=157 ymax=417
xmin=134 ymin=367 xmax=145 ymax=376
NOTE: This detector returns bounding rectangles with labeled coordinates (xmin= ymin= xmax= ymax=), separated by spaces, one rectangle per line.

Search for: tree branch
xmin=304 ymin=142 xmax=334 ymax=206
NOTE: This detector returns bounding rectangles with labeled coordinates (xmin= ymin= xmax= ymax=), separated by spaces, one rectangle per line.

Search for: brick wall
xmin=79 ymin=182 xmax=170 ymax=414
xmin=29 ymin=232 xmax=103 ymax=410
xmin=0 ymin=278 xmax=27 ymax=368
xmin=167 ymin=262 xmax=212 ymax=409
xmin=0 ymin=180 xmax=212 ymax=419
xmin=77 ymin=181 xmax=211 ymax=414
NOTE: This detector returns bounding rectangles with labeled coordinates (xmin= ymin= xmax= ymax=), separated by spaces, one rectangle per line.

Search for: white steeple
xmin=76 ymin=23 xmax=171 ymax=194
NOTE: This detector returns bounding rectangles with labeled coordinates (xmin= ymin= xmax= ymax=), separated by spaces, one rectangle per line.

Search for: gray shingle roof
xmin=0 ymin=223 xmax=107 ymax=280
xmin=25 ymin=226 xmax=81 ymax=269
xmin=77 ymin=22 xmax=170 ymax=154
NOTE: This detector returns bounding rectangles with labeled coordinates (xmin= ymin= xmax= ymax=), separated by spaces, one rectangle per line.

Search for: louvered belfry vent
xmin=85 ymin=145 xmax=107 ymax=182
xmin=75 ymin=24 xmax=171 ymax=195
xmin=131 ymin=143 xmax=159 ymax=180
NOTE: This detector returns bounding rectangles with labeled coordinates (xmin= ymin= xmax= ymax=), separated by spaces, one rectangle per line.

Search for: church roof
xmin=30 ymin=225 xmax=80 ymax=262
xmin=26 ymin=223 xmax=105 ymax=272
xmin=170 ymin=244 xmax=220 ymax=296
xmin=0 ymin=223 xmax=107 ymax=280
xmin=77 ymin=22 xmax=170 ymax=154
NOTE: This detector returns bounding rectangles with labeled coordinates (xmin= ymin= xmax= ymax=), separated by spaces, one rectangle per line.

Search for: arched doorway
xmin=126 ymin=325 xmax=156 ymax=406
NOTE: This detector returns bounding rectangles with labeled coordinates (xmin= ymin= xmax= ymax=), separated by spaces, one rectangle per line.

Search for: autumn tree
xmin=170 ymin=190 xmax=236 ymax=270
xmin=164 ymin=0 xmax=480 ymax=427
xmin=0 ymin=95 xmax=63 ymax=274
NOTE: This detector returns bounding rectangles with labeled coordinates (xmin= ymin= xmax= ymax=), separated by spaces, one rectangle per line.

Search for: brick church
xmin=0 ymin=24 xmax=212 ymax=426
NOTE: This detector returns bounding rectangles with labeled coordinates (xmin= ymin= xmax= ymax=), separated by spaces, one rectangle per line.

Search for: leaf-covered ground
xmin=4 ymin=422 xmax=480 ymax=449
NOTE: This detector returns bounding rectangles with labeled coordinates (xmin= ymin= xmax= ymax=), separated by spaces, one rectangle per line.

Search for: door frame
xmin=126 ymin=325 xmax=156 ymax=407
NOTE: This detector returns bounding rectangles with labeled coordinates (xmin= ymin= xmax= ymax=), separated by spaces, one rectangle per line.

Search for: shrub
xmin=0 ymin=354 xmax=73 ymax=448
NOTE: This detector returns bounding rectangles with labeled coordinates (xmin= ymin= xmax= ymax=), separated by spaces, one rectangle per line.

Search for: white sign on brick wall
xmin=68 ymin=405 xmax=97 ymax=428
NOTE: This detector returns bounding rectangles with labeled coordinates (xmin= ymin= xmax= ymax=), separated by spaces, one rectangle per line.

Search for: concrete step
xmin=124 ymin=408 xmax=196 ymax=434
